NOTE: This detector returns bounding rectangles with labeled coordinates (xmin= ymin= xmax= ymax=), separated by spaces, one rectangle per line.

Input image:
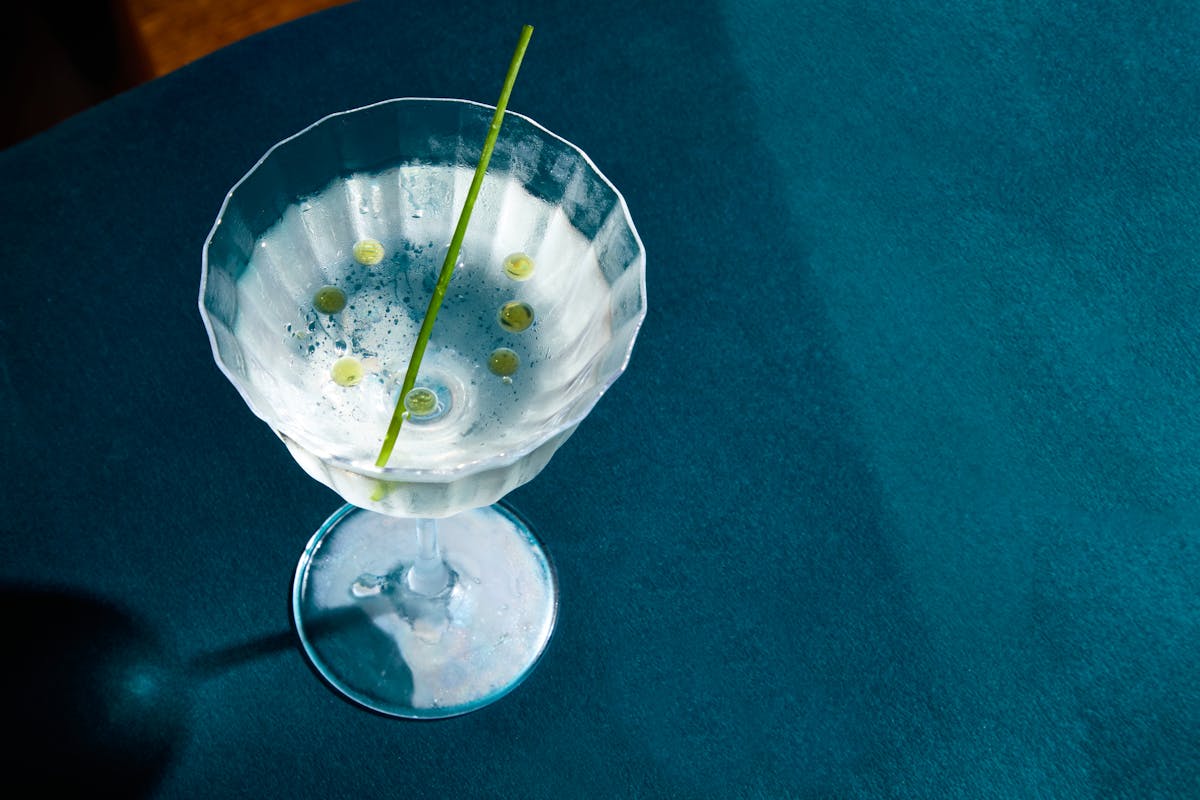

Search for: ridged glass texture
xmin=200 ymin=98 xmax=647 ymax=517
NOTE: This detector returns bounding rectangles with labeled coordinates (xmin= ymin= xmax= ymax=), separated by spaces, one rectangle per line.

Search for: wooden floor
xmin=3 ymin=0 xmax=350 ymax=149
xmin=124 ymin=0 xmax=351 ymax=79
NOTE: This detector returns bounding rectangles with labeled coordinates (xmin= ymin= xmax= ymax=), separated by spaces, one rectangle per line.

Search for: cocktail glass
xmin=199 ymin=98 xmax=646 ymax=718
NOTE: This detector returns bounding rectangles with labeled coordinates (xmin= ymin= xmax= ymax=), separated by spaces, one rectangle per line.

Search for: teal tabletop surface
xmin=1 ymin=1 xmax=1197 ymax=797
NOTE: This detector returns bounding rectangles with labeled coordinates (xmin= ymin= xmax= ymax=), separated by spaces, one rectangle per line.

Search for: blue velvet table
xmin=1 ymin=1 xmax=1197 ymax=797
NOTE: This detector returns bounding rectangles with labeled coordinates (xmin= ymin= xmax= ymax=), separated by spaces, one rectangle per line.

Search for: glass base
xmin=292 ymin=502 xmax=557 ymax=719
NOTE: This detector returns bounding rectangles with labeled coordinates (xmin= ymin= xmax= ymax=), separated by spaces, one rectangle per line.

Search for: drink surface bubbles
xmin=236 ymin=165 xmax=609 ymax=473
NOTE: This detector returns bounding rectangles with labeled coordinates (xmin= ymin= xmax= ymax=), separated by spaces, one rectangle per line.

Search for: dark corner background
xmin=1 ymin=1 xmax=348 ymax=150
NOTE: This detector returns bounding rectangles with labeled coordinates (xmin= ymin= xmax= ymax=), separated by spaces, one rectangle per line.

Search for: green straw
xmin=375 ymin=24 xmax=534 ymax=468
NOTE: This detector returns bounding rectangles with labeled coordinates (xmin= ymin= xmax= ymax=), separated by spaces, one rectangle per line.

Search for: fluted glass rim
xmin=199 ymin=96 xmax=647 ymax=481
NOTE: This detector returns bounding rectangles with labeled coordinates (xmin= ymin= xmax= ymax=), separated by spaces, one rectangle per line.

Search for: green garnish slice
xmin=313 ymin=285 xmax=347 ymax=314
xmin=487 ymin=347 xmax=520 ymax=378
xmin=503 ymin=252 xmax=535 ymax=280
xmin=498 ymin=300 xmax=534 ymax=332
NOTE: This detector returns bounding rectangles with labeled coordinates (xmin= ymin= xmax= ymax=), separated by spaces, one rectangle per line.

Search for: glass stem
xmin=405 ymin=517 xmax=450 ymax=596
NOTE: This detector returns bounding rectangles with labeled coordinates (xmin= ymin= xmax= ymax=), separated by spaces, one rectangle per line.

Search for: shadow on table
xmin=0 ymin=581 xmax=381 ymax=797
xmin=0 ymin=582 xmax=187 ymax=797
